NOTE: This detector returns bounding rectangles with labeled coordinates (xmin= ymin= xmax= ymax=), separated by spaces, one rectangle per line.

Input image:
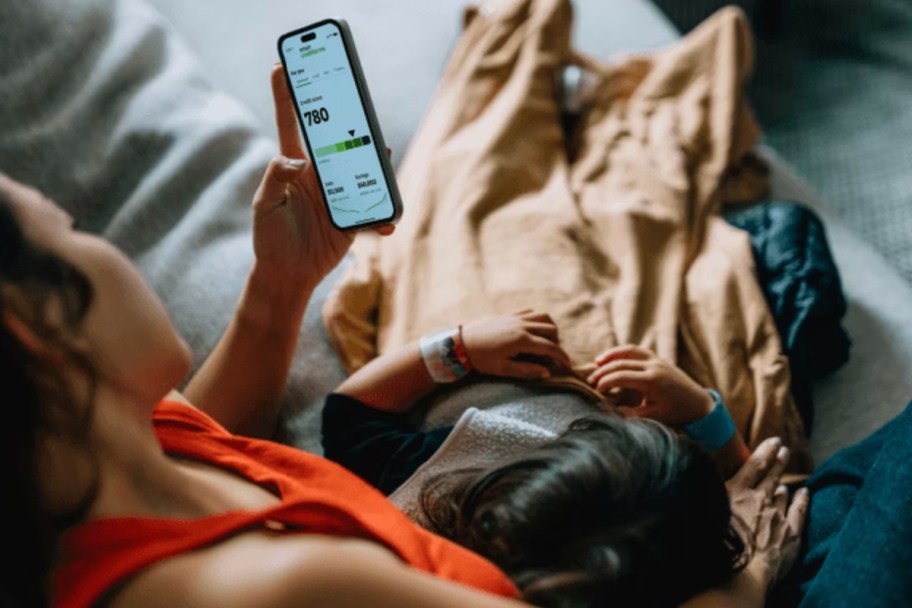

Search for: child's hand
xmin=586 ymin=345 xmax=714 ymax=426
xmin=461 ymin=310 xmax=571 ymax=380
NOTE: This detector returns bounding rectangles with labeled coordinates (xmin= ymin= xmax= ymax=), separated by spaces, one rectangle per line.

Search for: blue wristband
xmin=681 ymin=390 xmax=736 ymax=452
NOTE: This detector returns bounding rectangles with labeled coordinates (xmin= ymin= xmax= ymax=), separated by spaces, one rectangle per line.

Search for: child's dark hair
xmin=0 ymin=192 xmax=97 ymax=607
xmin=420 ymin=414 xmax=746 ymax=608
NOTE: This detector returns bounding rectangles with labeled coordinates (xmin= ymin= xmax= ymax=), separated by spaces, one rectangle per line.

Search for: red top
xmin=53 ymin=401 xmax=517 ymax=608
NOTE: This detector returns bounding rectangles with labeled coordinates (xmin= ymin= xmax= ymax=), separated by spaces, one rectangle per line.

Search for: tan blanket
xmin=323 ymin=0 xmax=811 ymax=471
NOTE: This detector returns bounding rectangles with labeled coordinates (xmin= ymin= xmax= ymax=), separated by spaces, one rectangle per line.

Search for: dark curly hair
xmin=420 ymin=414 xmax=746 ymax=608
xmin=0 ymin=191 xmax=97 ymax=607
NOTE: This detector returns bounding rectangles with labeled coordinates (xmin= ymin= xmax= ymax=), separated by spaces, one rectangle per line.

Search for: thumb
xmin=253 ymin=155 xmax=309 ymax=214
xmin=616 ymin=402 xmax=661 ymax=421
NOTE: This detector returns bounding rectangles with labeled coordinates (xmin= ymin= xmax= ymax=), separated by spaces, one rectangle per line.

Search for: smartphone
xmin=277 ymin=19 xmax=403 ymax=230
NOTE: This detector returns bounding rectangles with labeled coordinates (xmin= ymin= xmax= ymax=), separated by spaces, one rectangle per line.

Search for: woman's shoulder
xmin=106 ymin=531 xmax=523 ymax=608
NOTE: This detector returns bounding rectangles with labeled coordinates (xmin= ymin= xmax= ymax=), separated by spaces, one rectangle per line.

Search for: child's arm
xmin=586 ymin=345 xmax=752 ymax=478
xmin=336 ymin=310 xmax=571 ymax=413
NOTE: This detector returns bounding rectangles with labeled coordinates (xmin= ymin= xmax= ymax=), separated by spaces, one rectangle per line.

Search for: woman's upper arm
xmin=286 ymin=542 xmax=529 ymax=608
xmin=108 ymin=534 xmax=528 ymax=608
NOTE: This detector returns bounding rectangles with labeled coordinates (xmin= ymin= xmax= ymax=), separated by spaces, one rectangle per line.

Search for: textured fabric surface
xmin=655 ymin=0 xmax=912 ymax=284
xmin=750 ymin=0 xmax=912 ymax=284
xmin=724 ymin=200 xmax=851 ymax=432
xmin=323 ymin=1 xmax=811 ymax=468
xmin=762 ymin=152 xmax=912 ymax=462
xmin=774 ymin=401 xmax=912 ymax=607
xmin=389 ymin=381 xmax=598 ymax=524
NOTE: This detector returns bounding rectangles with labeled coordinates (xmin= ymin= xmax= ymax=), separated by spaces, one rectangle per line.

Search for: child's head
xmin=420 ymin=414 xmax=745 ymax=608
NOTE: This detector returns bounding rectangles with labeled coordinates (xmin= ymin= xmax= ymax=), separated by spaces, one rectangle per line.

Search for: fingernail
xmin=284 ymin=158 xmax=308 ymax=169
xmin=770 ymin=436 xmax=783 ymax=448
xmin=541 ymin=371 xmax=550 ymax=379
xmin=777 ymin=446 xmax=789 ymax=460
xmin=799 ymin=488 xmax=810 ymax=498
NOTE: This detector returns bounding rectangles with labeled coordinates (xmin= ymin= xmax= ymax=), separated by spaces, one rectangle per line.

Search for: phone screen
xmin=279 ymin=22 xmax=398 ymax=230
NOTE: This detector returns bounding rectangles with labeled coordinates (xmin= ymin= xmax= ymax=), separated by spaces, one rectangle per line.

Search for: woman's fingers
xmin=773 ymin=485 xmax=789 ymax=514
xmin=595 ymin=344 xmax=653 ymax=365
xmin=730 ymin=437 xmax=783 ymax=490
xmin=758 ymin=446 xmax=791 ymax=497
xmin=271 ymin=64 xmax=307 ymax=159
xmin=372 ymin=224 xmax=396 ymax=236
xmin=374 ymin=148 xmax=395 ymax=235
xmin=253 ymin=156 xmax=309 ymax=214
xmin=787 ymin=488 xmax=810 ymax=536
xmin=594 ymin=370 xmax=651 ymax=395
xmin=586 ymin=359 xmax=647 ymax=385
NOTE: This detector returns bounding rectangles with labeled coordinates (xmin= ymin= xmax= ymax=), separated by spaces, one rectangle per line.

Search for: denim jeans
xmin=774 ymin=401 xmax=912 ymax=607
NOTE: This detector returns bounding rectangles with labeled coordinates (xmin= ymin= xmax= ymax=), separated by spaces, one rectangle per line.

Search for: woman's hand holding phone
xmin=249 ymin=66 xmax=393 ymax=314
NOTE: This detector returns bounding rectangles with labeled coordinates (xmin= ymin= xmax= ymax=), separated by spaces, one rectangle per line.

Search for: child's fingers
xmin=519 ymin=310 xmax=557 ymax=326
xmin=524 ymin=322 xmax=560 ymax=343
xmin=523 ymin=335 xmax=571 ymax=368
xmin=595 ymin=344 xmax=653 ymax=365
xmin=615 ymin=401 xmax=662 ymax=420
xmin=587 ymin=360 xmax=647 ymax=385
xmin=594 ymin=370 xmax=651 ymax=395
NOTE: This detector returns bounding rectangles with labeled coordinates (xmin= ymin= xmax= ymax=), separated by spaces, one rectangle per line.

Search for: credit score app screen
xmin=281 ymin=23 xmax=395 ymax=228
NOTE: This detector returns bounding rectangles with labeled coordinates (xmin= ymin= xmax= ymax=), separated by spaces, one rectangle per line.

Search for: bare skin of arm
xmin=108 ymin=534 xmax=529 ymax=608
xmin=336 ymin=311 xmax=572 ymax=413
xmin=182 ymin=266 xmax=312 ymax=437
xmin=107 ymin=530 xmax=789 ymax=608
xmin=183 ymin=66 xmax=392 ymax=437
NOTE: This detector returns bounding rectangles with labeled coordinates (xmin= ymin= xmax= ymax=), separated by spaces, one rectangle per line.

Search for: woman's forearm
xmin=184 ymin=266 xmax=312 ymax=437
xmin=335 ymin=341 xmax=437 ymax=413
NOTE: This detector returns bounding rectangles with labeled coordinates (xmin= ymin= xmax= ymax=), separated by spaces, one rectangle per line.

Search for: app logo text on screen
xmin=281 ymin=23 xmax=393 ymax=228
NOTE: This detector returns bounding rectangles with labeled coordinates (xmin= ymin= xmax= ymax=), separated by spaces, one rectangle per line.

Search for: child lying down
xmin=323 ymin=310 xmax=805 ymax=607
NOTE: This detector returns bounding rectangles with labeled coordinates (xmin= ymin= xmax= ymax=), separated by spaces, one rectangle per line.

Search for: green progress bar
xmin=315 ymin=135 xmax=372 ymax=158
